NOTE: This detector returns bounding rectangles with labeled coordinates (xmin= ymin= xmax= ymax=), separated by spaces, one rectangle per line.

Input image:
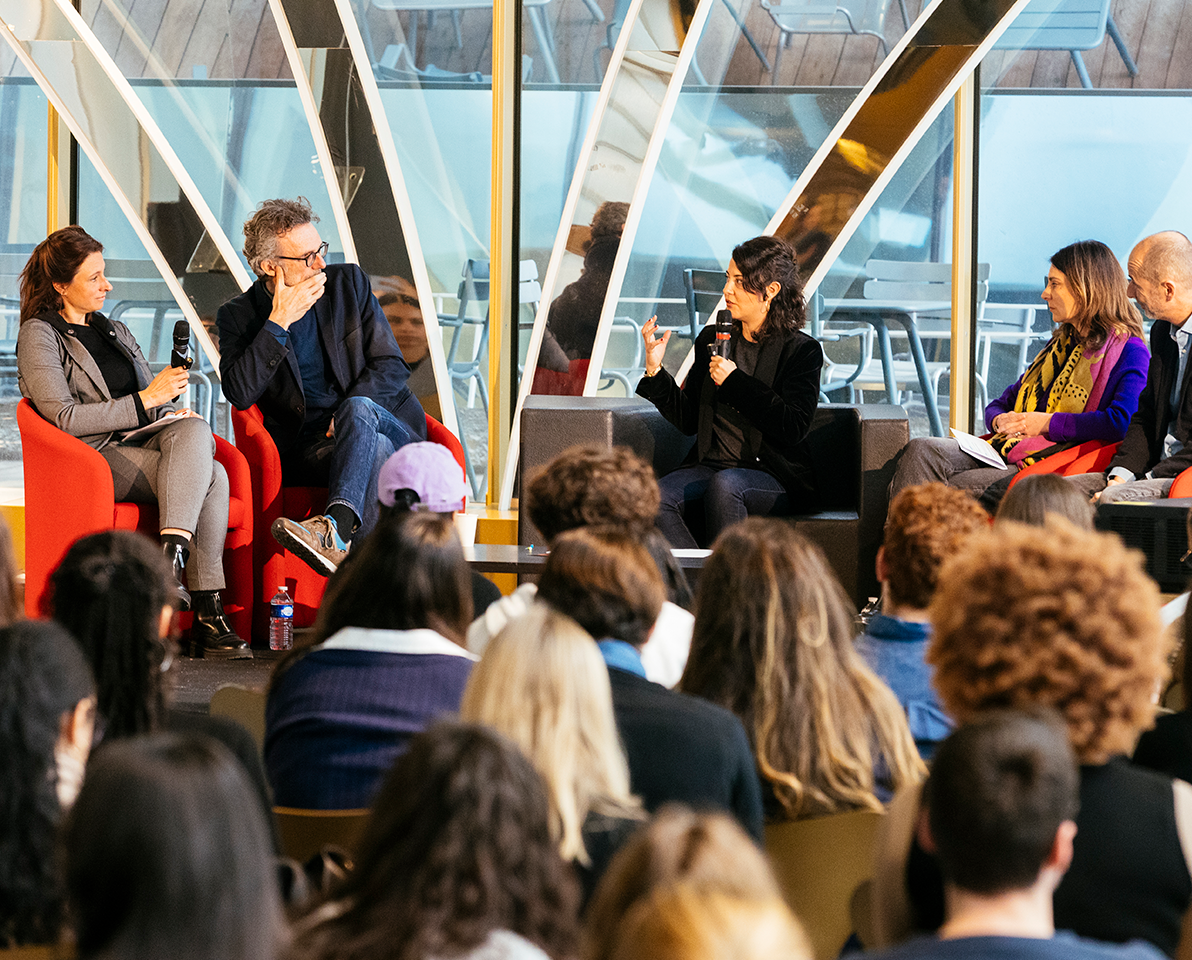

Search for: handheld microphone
xmin=169 ymin=320 xmax=192 ymax=401
xmin=713 ymin=308 xmax=733 ymax=359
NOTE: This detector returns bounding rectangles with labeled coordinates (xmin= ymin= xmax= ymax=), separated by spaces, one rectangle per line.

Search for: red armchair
xmin=231 ymin=405 xmax=466 ymax=641
xmin=1005 ymin=440 xmax=1122 ymax=491
xmin=17 ymin=398 xmax=254 ymax=640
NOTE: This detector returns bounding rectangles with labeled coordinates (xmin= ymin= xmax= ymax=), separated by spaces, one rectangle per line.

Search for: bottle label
xmin=271 ymin=603 xmax=293 ymax=619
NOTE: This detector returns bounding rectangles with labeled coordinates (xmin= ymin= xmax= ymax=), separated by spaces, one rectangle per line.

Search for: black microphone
xmin=713 ymin=308 xmax=733 ymax=359
xmin=169 ymin=320 xmax=192 ymax=401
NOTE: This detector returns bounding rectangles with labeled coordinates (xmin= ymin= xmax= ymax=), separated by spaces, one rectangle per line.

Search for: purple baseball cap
xmin=377 ymin=442 xmax=468 ymax=512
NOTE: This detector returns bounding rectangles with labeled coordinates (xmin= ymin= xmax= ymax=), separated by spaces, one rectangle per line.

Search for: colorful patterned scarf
xmin=993 ymin=324 xmax=1128 ymax=467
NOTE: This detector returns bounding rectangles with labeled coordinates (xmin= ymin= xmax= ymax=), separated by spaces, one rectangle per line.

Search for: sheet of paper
xmin=950 ymin=428 xmax=1007 ymax=469
xmin=119 ymin=411 xmax=188 ymax=444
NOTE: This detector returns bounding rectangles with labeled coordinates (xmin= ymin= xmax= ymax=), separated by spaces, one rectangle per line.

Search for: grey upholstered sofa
xmin=517 ymin=396 xmax=908 ymax=606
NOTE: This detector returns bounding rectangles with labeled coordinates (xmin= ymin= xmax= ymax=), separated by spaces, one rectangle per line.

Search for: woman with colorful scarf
xmin=890 ymin=240 xmax=1149 ymax=511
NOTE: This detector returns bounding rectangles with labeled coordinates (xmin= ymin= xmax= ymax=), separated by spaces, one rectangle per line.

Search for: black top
xmin=607 ymin=666 xmax=764 ymax=842
xmin=636 ymin=323 xmax=823 ymax=505
xmin=1133 ymin=710 xmax=1192 ymax=785
xmin=705 ymin=329 xmax=761 ymax=467
xmin=545 ymin=235 xmax=620 ymax=360
xmin=68 ymin=318 xmax=149 ymax=427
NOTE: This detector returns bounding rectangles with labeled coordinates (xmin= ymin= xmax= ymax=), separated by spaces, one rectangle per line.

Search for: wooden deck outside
xmin=0 ymin=0 xmax=1183 ymax=89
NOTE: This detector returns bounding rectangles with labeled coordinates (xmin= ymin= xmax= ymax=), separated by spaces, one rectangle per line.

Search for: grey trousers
xmin=1066 ymin=472 xmax=1174 ymax=503
xmin=889 ymin=436 xmax=1018 ymax=512
xmin=99 ymin=416 xmax=228 ymax=591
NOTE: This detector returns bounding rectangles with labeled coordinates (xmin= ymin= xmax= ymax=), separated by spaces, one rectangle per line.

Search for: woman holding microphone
xmin=636 ymin=235 xmax=823 ymax=548
xmin=17 ymin=226 xmax=248 ymax=658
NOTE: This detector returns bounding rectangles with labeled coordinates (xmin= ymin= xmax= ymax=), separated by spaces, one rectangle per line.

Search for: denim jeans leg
xmin=326 ymin=396 xmax=417 ymax=536
xmin=704 ymin=468 xmax=788 ymax=541
xmin=656 ymin=465 xmax=716 ymax=549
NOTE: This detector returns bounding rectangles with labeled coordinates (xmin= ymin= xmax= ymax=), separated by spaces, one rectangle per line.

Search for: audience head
xmin=1128 ymin=230 xmax=1192 ymax=323
xmin=377 ymin=441 xmax=468 ymax=516
xmin=460 ymin=603 xmax=640 ymax=864
xmin=19 ymin=225 xmax=104 ymax=324
xmin=608 ymin=887 xmax=810 ymax=960
xmin=48 ymin=530 xmax=174 ymax=739
xmin=526 ymin=445 xmax=660 ymax=542
xmin=994 ymin=473 xmax=1094 ymax=530
xmin=312 ymin=512 xmax=472 ymax=647
xmin=1047 ymin=239 xmax=1144 ymax=343
xmin=682 ymin=518 xmax=923 ymax=818
xmin=924 ymin=710 xmax=1079 ymax=897
xmin=930 ymin=518 xmax=1166 ymax=763
xmin=537 ymin=526 xmax=664 ymax=649
xmin=242 ymin=197 xmax=318 ymax=276
xmin=372 ymin=276 xmax=428 ymax=364
xmin=0 ymin=515 xmax=21 ymax=627
xmin=880 ymin=483 xmax=989 ymax=611
xmin=583 ymin=808 xmax=782 ymax=960
xmin=295 ymin=721 xmax=578 ymax=960
xmin=64 ymin=733 xmax=282 ymax=960
xmin=0 ymin=621 xmax=95 ymax=947
xmin=642 ymin=527 xmax=694 ymax=610
xmin=730 ymin=235 xmax=806 ymax=337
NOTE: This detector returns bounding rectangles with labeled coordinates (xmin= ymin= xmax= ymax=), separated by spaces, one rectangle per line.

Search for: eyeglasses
xmin=273 ymin=241 xmax=329 ymax=269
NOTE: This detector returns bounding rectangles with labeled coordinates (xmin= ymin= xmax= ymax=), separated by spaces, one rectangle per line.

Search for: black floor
xmin=168 ymin=652 xmax=279 ymax=715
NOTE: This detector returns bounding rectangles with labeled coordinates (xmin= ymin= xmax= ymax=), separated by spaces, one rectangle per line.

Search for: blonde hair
xmin=608 ymin=887 xmax=810 ymax=960
xmin=460 ymin=604 xmax=641 ymax=864
xmin=683 ymin=519 xmax=924 ymax=818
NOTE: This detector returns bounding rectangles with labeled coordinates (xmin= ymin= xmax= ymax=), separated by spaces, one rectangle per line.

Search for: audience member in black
xmin=533 ymin=202 xmax=629 ymax=395
xmin=376 ymin=439 xmax=500 ymax=618
xmin=584 ymin=807 xmax=785 ymax=960
xmin=64 ymin=733 xmax=282 ymax=960
xmin=868 ymin=710 xmax=1164 ymax=960
xmin=1133 ymin=584 xmax=1192 ymax=784
xmin=636 ymin=235 xmax=822 ymax=548
xmin=288 ymin=721 xmax=579 ymax=960
xmin=681 ymin=518 xmax=924 ymax=820
xmin=870 ymin=519 xmax=1186 ymax=957
xmin=537 ymin=526 xmax=764 ymax=840
xmin=994 ymin=473 xmax=1095 ymax=529
xmin=46 ymin=530 xmax=274 ymax=836
xmin=0 ymin=621 xmax=95 ymax=947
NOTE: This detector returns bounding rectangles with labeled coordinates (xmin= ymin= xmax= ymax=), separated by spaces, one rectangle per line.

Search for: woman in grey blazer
xmin=17 ymin=227 xmax=248 ymax=659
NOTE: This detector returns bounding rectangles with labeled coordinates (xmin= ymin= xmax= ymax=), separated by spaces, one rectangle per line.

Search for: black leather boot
xmin=163 ymin=542 xmax=191 ymax=612
xmin=189 ymin=590 xmax=252 ymax=660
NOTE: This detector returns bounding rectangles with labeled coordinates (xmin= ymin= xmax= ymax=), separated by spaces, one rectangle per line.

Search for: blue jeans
xmin=656 ymin=464 xmax=789 ymax=549
xmin=281 ymin=396 xmax=419 ymax=541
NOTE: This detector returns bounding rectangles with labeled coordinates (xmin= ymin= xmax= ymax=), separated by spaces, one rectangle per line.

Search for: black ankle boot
xmin=189 ymin=591 xmax=252 ymax=660
xmin=163 ymin=542 xmax=191 ymax=612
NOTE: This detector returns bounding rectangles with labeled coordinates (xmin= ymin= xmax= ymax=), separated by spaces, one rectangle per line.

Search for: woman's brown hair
xmin=19 ymin=226 xmax=104 ymax=324
xmin=682 ymin=518 xmax=924 ymax=819
xmin=1049 ymin=239 xmax=1144 ymax=345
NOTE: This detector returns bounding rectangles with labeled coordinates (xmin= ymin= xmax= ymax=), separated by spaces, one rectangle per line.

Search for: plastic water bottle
xmin=269 ymin=586 xmax=294 ymax=651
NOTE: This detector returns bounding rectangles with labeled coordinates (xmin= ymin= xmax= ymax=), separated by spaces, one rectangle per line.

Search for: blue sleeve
xmin=1046 ymin=337 xmax=1150 ymax=444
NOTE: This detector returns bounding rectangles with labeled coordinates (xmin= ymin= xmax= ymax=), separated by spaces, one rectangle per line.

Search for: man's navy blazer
xmin=216 ymin=263 xmax=426 ymax=453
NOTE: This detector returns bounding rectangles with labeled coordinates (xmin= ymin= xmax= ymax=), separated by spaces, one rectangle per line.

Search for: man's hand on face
xmin=267 ymin=263 xmax=326 ymax=331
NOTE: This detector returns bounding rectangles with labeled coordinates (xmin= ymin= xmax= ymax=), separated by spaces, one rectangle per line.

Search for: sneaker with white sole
xmin=271 ymin=515 xmax=349 ymax=576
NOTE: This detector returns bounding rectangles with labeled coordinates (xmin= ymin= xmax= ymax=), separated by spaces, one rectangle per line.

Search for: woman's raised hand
xmin=642 ymin=315 xmax=670 ymax=377
xmin=139 ymin=365 xmax=190 ymax=410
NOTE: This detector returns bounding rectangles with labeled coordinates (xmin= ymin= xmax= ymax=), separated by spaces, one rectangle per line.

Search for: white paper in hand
xmin=950 ymin=428 xmax=1007 ymax=469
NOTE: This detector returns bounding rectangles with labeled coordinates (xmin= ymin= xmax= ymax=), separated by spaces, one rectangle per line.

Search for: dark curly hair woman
xmin=0 ymin=621 xmax=95 ymax=947
xmin=288 ymin=721 xmax=580 ymax=960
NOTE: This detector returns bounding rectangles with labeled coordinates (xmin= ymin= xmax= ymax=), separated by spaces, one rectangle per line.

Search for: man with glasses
xmin=217 ymin=197 xmax=426 ymax=575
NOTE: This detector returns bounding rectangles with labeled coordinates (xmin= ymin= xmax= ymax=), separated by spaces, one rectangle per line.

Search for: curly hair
xmin=47 ymin=530 xmax=172 ymax=739
xmin=526 ymin=445 xmax=660 ymax=542
xmin=730 ymin=236 xmax=806 ymax=339
xmin=289 ymin=722 xmax=579 ymax=960
xmin=19 ymin=226 xmax=104 ymax=324
xmin=682 ymin=519 xmax=924 ymax=819
xmin=929 ymin=518 xmax=1167 ymax=764
xmin=242 ymin=198 xmax=319 ymax=276
xmin=588 ymin=202 xmax=629 ymax=246
xmin=882 ymin=483 xmax=989 ymax=610
xmin=537 ymin=527 xmax=664 ymax=649
xmin=0 ymin=621 xmax=94 ymax=947
xmin=583 ymin=808 xmax=783 ymax=960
